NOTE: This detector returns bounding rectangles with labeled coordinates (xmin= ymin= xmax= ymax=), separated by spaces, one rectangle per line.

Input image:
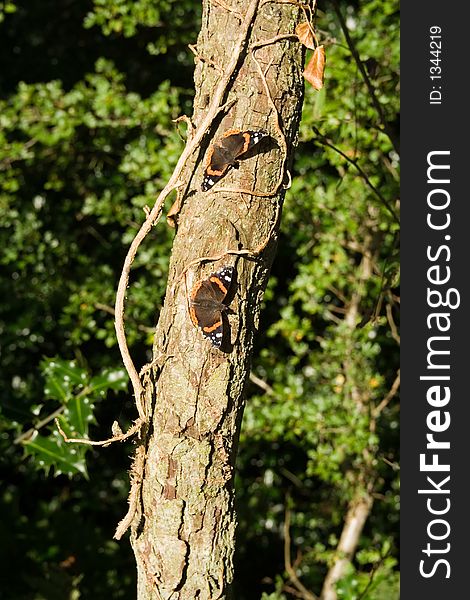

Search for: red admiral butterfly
xmin=202 ymin=129 xmax=268 ymax=191
xmin=189 ymin=266 xmax=234 ymax=348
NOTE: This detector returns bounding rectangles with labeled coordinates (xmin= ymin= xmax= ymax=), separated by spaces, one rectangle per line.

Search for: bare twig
xmin=249 ymin=372 xmax=274 ymax=395
xmin=279 ymin=467 xmax=304 ymax=489
xmin=380 ymin=456 xmax=399 ymax=471
xmin=188 ymin=44 xmax=224 ymax=72
xmin=356 ymin=545 xmax=391 ymax=600
xmin=386 ymin=302 xmax=400 ymax=345
xmin=251 ymin=34 xmax=297 ymax=193
xmin=211 ymin=0 xmax=243 ymax=18
xmin=55 ymin=417 xmax=144 ymax=447
xmin=114 ymin=444 xmax=147 ymax=539
xmin=372 ymin=369 xmax=400 ymax=420
xmin=171 ymin=197 xmax=281 ymax=297
xmin=330 ymin=0 xmax=399 ymax=155
xmin=311 ymin=125 xmax=399 ymax=224
xmin=283 ymin=584 xmax=312 ymax=599
xmin=284 ymin=503 xmax=319 ymax=600
xmin=14 ymin=406 xmax=65 ymax=445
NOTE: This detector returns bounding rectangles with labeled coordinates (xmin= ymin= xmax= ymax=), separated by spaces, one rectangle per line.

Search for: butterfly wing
xmin=202 ymin=129 xmax=268 ymax=191
xmin=238 ymin=130 xmax=269 ymax=156
xmin=207 ymin=266 xmax=233 ymax=302
xmin=202 ymin=131 xmax=245 ymax=191
xmin=190 ymin=266 xmax=234 ymax=348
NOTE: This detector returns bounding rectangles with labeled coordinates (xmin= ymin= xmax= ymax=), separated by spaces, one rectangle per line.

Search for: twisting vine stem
xmin=113 ymin=0 xmax=262 ymax=427
xmin=57 ymin=0 xmax=263 ymax=450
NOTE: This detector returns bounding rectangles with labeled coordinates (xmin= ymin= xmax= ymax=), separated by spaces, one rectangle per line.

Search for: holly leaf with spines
xmin=24 ymin=428 xmax=89 ymax=478
xmin=22 ymin=358 xmax=129 ymax=477
xmin=42 ymin=358 xmax=87 ymax=402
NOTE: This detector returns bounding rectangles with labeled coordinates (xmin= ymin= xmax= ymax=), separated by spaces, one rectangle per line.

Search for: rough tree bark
xmin=126 ymin=0 xmax=310 ymax=598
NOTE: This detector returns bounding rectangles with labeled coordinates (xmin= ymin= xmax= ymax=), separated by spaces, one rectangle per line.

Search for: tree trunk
xmin=129 ymin=1 xmax=308 ymax=597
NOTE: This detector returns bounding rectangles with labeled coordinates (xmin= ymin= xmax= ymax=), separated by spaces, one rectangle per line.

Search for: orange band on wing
xmin=221 ymin=128 xmax=241 ymax=137
xmin=203 ymin=320 xmax=222 ymax=333
xmin=189 ymin=305 xmax=199 ymax=327
xmin=204 ymin=145 xmax=215 ymax=169
xmin=190 ymin=280 xmax=203 ymax=301
xmin=209 ymin=276 xmax=227 ymax=294
xmin=240 ymin=132 xmax=251 ymax=155
xmin=205 ymin=164 xmax=229 ymax=177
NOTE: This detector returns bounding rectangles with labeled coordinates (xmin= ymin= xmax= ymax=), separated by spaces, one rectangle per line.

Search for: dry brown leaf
xmin=166 ymin=197 xmax=181 ymax=228
xmin=296 ymin=22 xmax=316 ymax=50
xmin=303 ymin=45 xmax=326 ymax=90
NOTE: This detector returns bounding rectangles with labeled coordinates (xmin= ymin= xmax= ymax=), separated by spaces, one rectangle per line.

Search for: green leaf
xmin=64 ymin=395 xmax=95 ymax=437
xmin=18 ymin=360 xmax=129 ymax=477
xmin=23 ymin=430 xmax=88 ymax=478
xmin=89 ymin=367 xmax=128 ymax=396
xmin=42 ymin=358 xmax=87 ymax=402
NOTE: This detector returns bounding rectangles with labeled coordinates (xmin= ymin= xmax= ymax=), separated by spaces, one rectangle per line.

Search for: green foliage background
xmin=0 ymin=0 xmax=399 ymax=598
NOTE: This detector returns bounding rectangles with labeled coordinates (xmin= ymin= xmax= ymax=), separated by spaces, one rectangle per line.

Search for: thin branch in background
xmin=311 ymin=125 xmax=399 ymax=224
xmin=280 ymin=467 xmax=304 ymax=489
xmin=330 ymin=0 xmax=400 ymax=156
xmin=381 ymin=152 xmax=400 ymax=182
xmin=380 ymin=456 xmax=399 ymax=471
xmin=372 ymin=369 xmax=400 ymax=420
xmin=284 ymin=584 xmax=314 ymax=599
xmin=284 ymin=502 xmax=319 ymax=600
xmin=0 ymin=138 xmax=37 ymax=170
xmin=94 ymin=302 xmax=155 ymax=334
xmin=324 ymin=309 xmax=342 ymax=325
xmin=249 ymin=372 xmax=274 ymax=395
xmin=386 ymin=302 xmax=400 ymax=345
xmin=356 ymin=545 xmax=393 ymax=600
xmin=368 ymin=228 xmax=399 ymax=329
xmin=14 ymin=406 xmax=65 ymax=445
xmin=328 ymin=284 xmax=348 ymax=304
xmin=326 ymin=304 xmax=347 ymax=316
xmin=85 ymin=226 xmax=113 ymax=249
